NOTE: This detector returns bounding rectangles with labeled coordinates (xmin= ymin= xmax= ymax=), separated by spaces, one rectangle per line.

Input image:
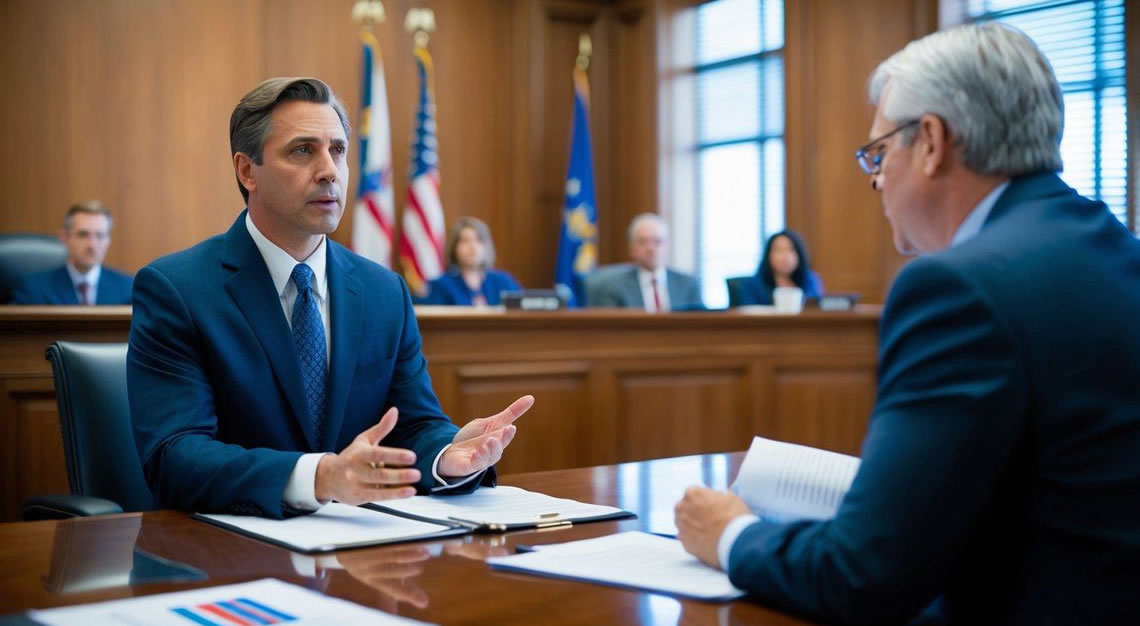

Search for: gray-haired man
xmin=676 ymin=23 xmax=1140 ymax=624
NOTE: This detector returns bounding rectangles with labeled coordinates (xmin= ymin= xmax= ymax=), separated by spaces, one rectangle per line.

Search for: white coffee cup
xmin=773 ymin=286 xmax=804 ymax=313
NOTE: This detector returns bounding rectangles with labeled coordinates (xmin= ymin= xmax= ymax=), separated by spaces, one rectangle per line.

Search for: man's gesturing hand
xmin=315 ymin=407 xmax=421 ymax=505
xmin=438 ymin=395 xmax=534 ymax=478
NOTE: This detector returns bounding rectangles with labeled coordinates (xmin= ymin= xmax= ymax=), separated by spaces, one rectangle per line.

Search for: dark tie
xmin=77 ymin=282 xmax=91 ymax=305
xmin=650 ymin=276 xmax=663 ymax=312
xmin=290 ymin=263 xmax=326 ymax=445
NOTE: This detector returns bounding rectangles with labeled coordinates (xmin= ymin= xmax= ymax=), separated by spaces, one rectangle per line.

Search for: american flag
xmin=399 ymin=45 xmax=445 ymax=294
xmin=351 ymin=31 xmax=395 ymax=267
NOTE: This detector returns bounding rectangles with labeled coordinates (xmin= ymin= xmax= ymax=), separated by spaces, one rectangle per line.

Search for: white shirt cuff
xmin=290 ymin=553 xmax=343 ymax=577
xmin=717 ymin=513 xmax=760 ymax=571
xmin=283 ymin=453 xmax=329 ymax=511
xmin=430 ymin=443 xmax=486 ymax=492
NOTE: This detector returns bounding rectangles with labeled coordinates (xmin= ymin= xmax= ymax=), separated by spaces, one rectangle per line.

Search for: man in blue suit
xmin=10 ymin=201 xmax=133 ymax=305
xmin=676 ymin=23 xmax=1140 ymax=624
xmin=129 ymin=77 xmax=532 ymax=518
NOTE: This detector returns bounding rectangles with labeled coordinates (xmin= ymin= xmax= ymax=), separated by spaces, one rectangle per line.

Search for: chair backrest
xmin=0 ymin=233 xmax=67 ymax=303
xmin=45 ymin=341 xmax=156 ymax=512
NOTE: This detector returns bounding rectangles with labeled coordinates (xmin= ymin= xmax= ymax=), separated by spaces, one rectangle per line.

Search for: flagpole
xmin=399 ymin=8 xmax=445 ymax=296
xmin=349 ymin=0 xmax=397 ymax=267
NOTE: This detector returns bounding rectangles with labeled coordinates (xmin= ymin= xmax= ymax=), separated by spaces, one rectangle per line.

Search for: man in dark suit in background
xmin=676 ymin=23 xmax=1140 ymax=624
xmin=10 ymin=201 xmax=133 ymax=305
xmin=129 ymin=77 xmax=532 ymax=518
xmin=585 ymin=212 xmax=702 ymax=311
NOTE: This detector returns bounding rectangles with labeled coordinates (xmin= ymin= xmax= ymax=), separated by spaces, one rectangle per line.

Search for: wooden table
xmin=0 ymin=453 xmax=815 ymax=625
xmin=0 ymin=306 xmax=879 ymax=522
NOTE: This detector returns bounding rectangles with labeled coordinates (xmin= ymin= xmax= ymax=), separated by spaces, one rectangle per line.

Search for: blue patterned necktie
xmin=290 ymin=263 xmax=326 ymax=445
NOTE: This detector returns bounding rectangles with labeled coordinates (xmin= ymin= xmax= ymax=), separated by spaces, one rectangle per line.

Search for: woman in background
xmin=726 ymin=230 xmax=824 ymax=307
xmin=422 ymin=216 xmax=522 ymax=306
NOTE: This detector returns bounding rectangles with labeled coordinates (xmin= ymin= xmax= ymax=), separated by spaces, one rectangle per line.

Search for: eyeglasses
xmin=854 ymin=120 xmax=919 ymax=175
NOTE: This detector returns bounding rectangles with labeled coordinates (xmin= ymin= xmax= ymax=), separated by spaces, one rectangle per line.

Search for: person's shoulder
xmin=9 ymin=267 xmax=63 ymax=302
xmin=144 ymin=233 xmax=227 ymax=279
xmin=486 ymin=268 xmax=521 ymax=287
xmin=667 ymin=267 xmax=699 ymax=284
xmin=16 ymin=266 xmax=64 ymax=287
xmin=102 ymin=265 xmax=134 ymax=283
xmin=327 ymin=239 xmax=406 ymax=292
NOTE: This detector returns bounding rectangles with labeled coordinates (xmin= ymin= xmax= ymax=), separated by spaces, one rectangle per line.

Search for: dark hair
xmin=229 ymin=77 xmax=351 ymax=202
xmin=757 ymin=230 xmax=812 ymax=289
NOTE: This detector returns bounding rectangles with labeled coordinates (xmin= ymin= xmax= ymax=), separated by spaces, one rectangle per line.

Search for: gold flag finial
xmin=576 ymin=33 xmax=592 ymax=71
xmin=351 ymin=0 xmax=386 ymax=29
xmin=405 ymin=8 xmax=436 ymax=48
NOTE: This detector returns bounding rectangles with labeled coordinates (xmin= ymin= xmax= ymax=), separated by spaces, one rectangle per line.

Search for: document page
xmin=371 ymin=485 xmax=629 ymax=527
xmin=733 ymin=436 xmax=861 ymax=522
xmin=197 ymin=502 xmax=457 ymax=552
xmin=487 ymin=531 xmax=745 ymax=601
xmin=28 ymin=578 xmax=427 ymax=625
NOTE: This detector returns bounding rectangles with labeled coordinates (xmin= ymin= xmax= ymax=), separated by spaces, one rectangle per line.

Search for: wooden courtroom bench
xmin=0 ymin=306 xmax=880 ymax=522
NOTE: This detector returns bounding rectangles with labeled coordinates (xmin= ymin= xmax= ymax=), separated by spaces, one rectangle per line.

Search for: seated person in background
xmin=421 ymin=217 xmax=521 ymax=306
xmin=726 ymin=230 xmax=824 ymax=307
xmin=11 ymin=201 xmax=133 ymax=305
xmin=585 ymin=212 xmax=702 ymax=311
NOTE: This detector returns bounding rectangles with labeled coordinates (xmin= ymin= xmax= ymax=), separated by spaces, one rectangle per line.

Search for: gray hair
xmin=446 ymin=216 xmax=497 ymax=270
xmin=627 ymin=212 xmax=668 ymax=243
xmin=63 ymin=200 xmax=113 ymax=232
xmin=868 ymin=22 xmax=1063 ymax=176
xmin=229 ymin=77 xmax=351 ymax=202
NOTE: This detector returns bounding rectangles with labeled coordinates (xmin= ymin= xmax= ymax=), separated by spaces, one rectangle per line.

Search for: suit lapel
xmin=625 ymin=267 xmax=644 ymax=308
xmin=52 ymin=267 xmax=79 ymax=304
xmin=221 ymin=213 xmax=317 ymax=451
xmin=321 ymin=243 xmax=363 ymax=451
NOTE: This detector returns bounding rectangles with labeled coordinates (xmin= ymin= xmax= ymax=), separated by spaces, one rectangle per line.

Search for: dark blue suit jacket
xmin=421 ymin=268 xmax=522 ymax=305
xmin=725 ymin=270 xmax=824 ymax=307
xmin=128 ymin=212 xmax=489 ymax=518
xmin=10 ymin=265 xmax=133 ymax=305
xmin=727 ymin=173 xmax=1140 ymax=624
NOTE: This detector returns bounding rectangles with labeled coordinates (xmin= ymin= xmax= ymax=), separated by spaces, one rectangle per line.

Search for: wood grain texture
xmin=0 ymin=454 xmax=821 ymax=624
xmin=0 ymin=306 xmax=879 ymax=521
xmin=0 ymin=0 xmax=658 ymax=293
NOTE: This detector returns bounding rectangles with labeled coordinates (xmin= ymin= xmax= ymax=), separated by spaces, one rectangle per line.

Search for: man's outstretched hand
xmin=438 ymin=395 xmax=534 ymax=478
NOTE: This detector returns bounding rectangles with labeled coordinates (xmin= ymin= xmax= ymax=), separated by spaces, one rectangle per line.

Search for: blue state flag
xmin=555 ymin=67 xmax=598 ymax=307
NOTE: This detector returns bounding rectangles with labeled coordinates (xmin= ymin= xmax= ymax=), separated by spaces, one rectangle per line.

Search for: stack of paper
xmin=195 ymin=486 xmax=633 ymax=553
xmin=196 ymin=502 xmax=464 ymax=553
xmin=487 ymin=531 xmax=745 ymax=601
xmin=733 ymin=436 xmax=861 ymax=522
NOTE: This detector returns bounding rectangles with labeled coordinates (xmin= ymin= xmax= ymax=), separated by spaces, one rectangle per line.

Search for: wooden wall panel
xmin=615 ymin=361 xmax=753 ymax=462
xmin=448 ymin=361 xmax=591 ymax=475
xmin=784 ymin=0 xmax=939 ymax=303
xmin=0 ymin=0 xmax=654 ymax=293
xmin=769 ymin=368 xmax=876 ymax=456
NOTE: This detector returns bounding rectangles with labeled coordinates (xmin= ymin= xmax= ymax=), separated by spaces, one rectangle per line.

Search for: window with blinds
xmin=694 ymin=0 xmax=785 ymax=309
xmin=964 ymin=0 xmax=1129 ymax=227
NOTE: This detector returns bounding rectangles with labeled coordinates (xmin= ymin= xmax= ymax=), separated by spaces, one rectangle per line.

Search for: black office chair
xmin=22 ymin=342 xmax=157 ymax=520
xmin=0 ymin=233 xmax=67 ymax=303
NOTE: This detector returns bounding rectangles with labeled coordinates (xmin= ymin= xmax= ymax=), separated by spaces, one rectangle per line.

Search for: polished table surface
xmin=0 ymin=453 xmax=815 ymax=625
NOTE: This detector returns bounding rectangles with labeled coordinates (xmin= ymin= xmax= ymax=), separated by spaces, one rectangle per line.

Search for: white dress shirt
xmin=715 ymin=179 xmax=1013 ymax=571
xmin=244 ymin=214 xmax=477 ymax=511
xmin=65 ymin=263 xmax=101 ymax=305
xmin=637 ymin=266 xmax=670 ymax=313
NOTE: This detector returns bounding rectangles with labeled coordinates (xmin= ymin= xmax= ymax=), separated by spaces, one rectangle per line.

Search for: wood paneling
xmin=0 ymin=0 xmax=655 ymax=292
xmin=0 ymin=306 xmax=879 ymax=521
xmin=784 ymin=0 xmax=939 ymax=304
